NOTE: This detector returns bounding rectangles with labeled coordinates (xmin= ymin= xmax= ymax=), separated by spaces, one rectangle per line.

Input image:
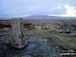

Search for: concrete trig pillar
xmin=9 ymin=18 xmax=27 ymax=49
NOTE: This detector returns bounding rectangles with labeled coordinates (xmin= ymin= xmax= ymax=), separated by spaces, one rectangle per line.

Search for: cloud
xmin=0 ymin=0 xmax=59 ymax=18
xmin=65 ymin=4 xmax=76 ymax=14
xmin=57 ymin=4 xmax=62 ymax=9
xmin=48 ymin=4 xmax=76 ymax=17
xmin=0 ymin=0 xmax=76 ymax=18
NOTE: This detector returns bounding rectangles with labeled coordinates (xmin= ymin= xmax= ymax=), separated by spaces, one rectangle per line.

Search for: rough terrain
xmin=0 ymin=35 xmax=60 ymax=57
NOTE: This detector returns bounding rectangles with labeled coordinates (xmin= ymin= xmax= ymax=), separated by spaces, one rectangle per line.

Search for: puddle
xmin=26 ymin=42 xmax=39 ymax=51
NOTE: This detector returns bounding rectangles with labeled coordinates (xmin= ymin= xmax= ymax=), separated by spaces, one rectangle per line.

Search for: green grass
xmin=51 ymin=34 xmax=76 ymax=49
xmin=0 ymin=32 xmax=9 ymax=37
xmin=24 ymin=29 xmax=51 ymax=37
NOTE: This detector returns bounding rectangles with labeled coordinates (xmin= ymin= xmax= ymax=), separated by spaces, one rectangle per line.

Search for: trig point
xmin=9 ymin=18 xmax=27 ymax=49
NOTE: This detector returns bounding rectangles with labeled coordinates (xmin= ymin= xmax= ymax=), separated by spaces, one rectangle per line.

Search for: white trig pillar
xmin=9 ymin=18 xmax=27 ymax=49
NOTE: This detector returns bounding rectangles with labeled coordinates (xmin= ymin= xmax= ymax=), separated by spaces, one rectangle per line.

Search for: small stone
xmin=56 ymin=46 xmax=59 ymax=48
xmin=67 ymin=49 xmax=74 ymax=52
xmin=22 ymin=55 xmax=32 ymax=57
xmin=44 ymin=39 xmax=48 ymax=42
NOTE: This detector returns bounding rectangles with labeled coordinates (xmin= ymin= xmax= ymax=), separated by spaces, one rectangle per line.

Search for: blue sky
xmin=0 ymin=0 xmax=76 ymax=18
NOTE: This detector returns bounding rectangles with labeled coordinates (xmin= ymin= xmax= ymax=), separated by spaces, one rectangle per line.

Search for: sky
xmin=0 ymin=0 xmax=76 ymax=18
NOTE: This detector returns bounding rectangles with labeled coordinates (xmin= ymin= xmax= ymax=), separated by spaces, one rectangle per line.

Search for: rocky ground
xmin=0 ymin=35 xmax=60 ymax=57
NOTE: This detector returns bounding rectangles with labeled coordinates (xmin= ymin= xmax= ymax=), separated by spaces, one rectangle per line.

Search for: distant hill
xmin=0 ymin=15 xmax=76 ymax=20
xmin=24 ymin=15 xmax=76 ymax=20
